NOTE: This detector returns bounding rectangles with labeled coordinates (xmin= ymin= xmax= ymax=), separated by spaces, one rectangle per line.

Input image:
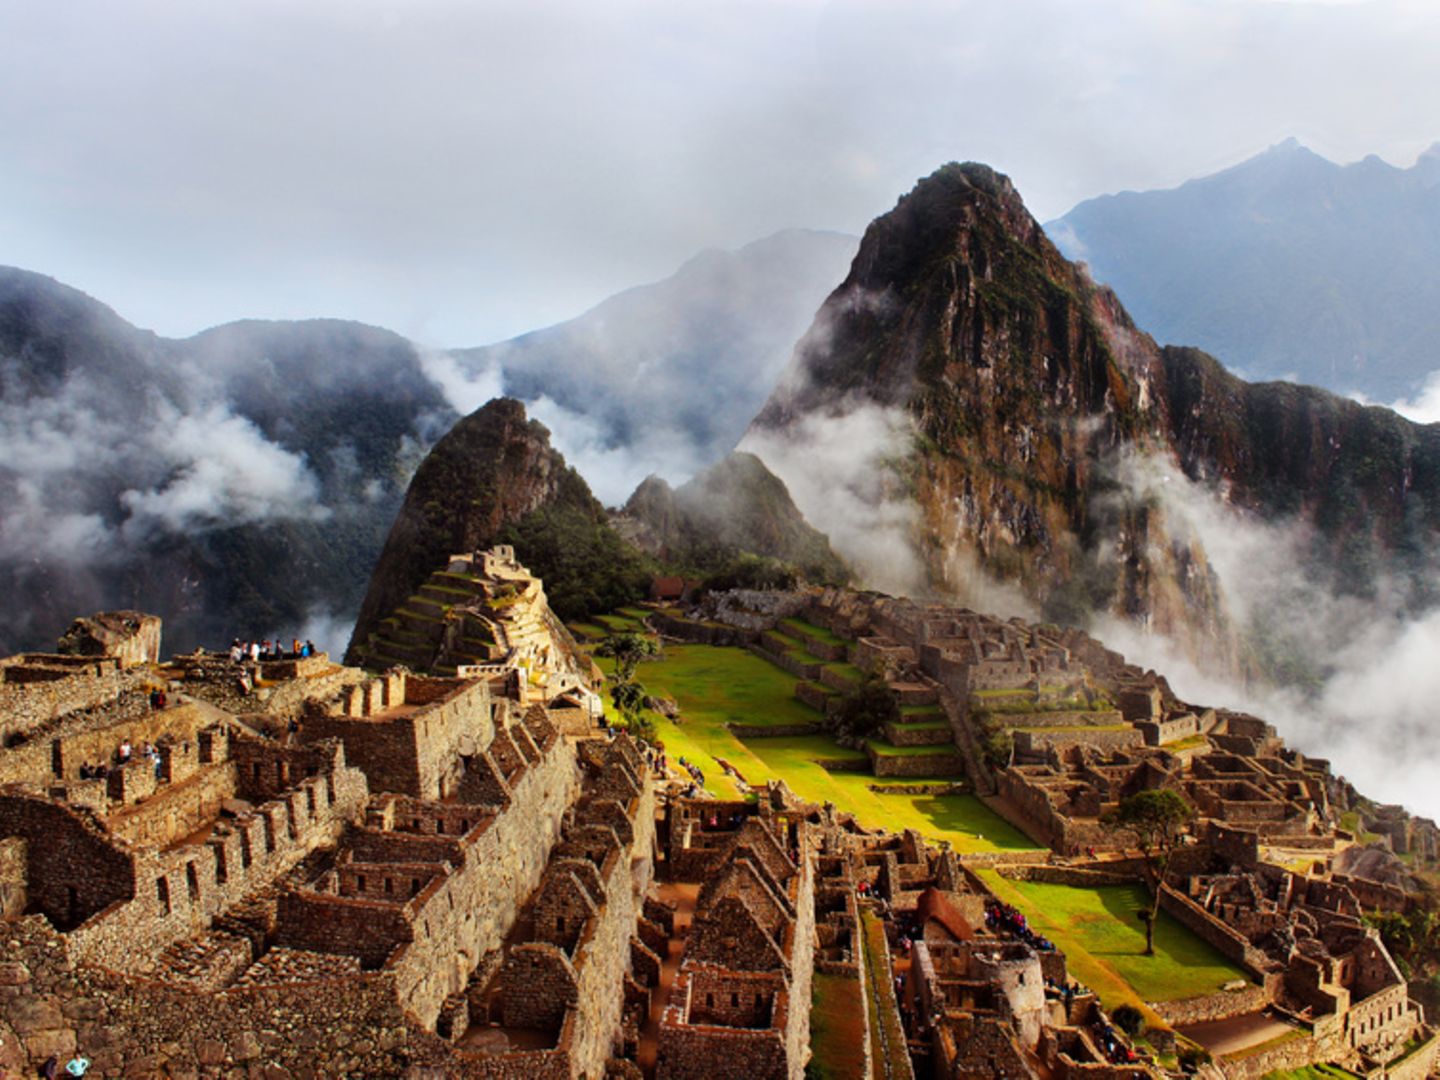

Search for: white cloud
xmin=118 ymin=404 xmax=326 ymax=537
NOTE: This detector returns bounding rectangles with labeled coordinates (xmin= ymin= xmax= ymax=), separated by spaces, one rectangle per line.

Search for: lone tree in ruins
xmin=595 ymin=631 xmax=659 ymax=741
xmin=1104 ymin=788 xmax=1195 ymax=956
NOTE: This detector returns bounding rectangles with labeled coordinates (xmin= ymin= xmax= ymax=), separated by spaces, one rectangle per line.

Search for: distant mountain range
xmin=1048 ymin=138 xmax=1440 ymax=402
xmin=0 ymin=266 xmax=455 ymax=655
xmin=445 ymin=229 xmax=858 ymax=502
xmin=0 ymin=229 xmax=856 ymax=653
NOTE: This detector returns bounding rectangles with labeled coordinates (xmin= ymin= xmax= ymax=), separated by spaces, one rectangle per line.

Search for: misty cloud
xmin=117 ymin=404 xmax=326 ymax=539
xmin=6 ymin=2 xmax=1439 ymax=346
xmin=1350 ymin=370 xmax=1440 ymax=425
xmin=741 ymin=403 xmax=926 ymax=597
xmin=1097 ymin=448 xmax=1440 ymax=821
xmin=419 ymin=350 xmax=706 ymax=505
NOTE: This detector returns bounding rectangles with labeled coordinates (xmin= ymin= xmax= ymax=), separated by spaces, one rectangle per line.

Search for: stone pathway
xmin=636 ymin=881 xmax=699 ymax=1078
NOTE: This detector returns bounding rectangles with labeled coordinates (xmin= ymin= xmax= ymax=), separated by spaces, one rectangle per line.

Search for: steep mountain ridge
xmin=748 ymin=162 xmax=1440 ymax=670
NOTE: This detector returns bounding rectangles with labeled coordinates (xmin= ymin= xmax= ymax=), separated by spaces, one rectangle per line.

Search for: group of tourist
xmin=984 ymin=898 xmax=1056 ymax=952
xmin=227 ymin=638 xmax=317 ymax=664
xmin=1090 ymin=1015 xmax=1139 ymax=1066
xmin=675 ymin=755 xmax=706 ymax=789
xmin=77 ymin=739 xmax=164 ymax=780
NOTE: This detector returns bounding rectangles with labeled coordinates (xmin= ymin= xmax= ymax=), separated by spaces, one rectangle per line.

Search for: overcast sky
xmin=2 ymin=0 xmax=1438 ymax=346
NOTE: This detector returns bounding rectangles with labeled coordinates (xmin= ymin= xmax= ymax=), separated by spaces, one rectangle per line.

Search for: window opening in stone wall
xmin=731 ymin=992 xmax=739 ymax=1007
xmin=263 ymin=816 xmax=276 ymax=853
xmin=239 ymin=828 xmax=252 ymax=869
xmin=185 ymin=861 xmax=199 ymax=902
xmin=252 ymin=762 xmax=262 ymax=785
xmin=306 ymin=786 xmax=316 ymax=815
xmin=384 ymin=878 xmax=393 ymax=895
xmin=214 ymin=846 xmax=227 ymax=884
xmin=357 ymin=874 xmax=367 ymax=892
xmin=706 ymin=993 xmax=714 ymax=1008
xmin=157 ymin=876 xmax=171 ymax=915
xmin=276 ymin=761 xmax=285 ymax=786
xmin=411 ymin=878 xmax=421 ymax=896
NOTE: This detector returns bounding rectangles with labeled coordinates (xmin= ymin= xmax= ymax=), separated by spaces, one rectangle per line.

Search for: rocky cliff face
xmin=345 ymin=395 xmax=675 ymax=659
xmin=748 ymin=162 xmax=1440 ymax=672
xmin=613 ymin=451 xmax=848 ymax=583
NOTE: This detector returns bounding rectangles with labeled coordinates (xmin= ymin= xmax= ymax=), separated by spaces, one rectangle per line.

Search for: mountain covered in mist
xmin=346 ymin=399 xmax=843 ymax=661
xmin=1047 ymin=138 xmax=1440 ymax=401
xmin=442 ymin=229 xmax=858 ymax=499
xmin=0 ymin=230 xmax=858 ymax=655
xmin=614 ymin=451 xmax=849 ymax=585
xmin=744 ymin=162 xmax=1440 ymax=677
xmin=0 ymin=266 xmax=454 ymax=655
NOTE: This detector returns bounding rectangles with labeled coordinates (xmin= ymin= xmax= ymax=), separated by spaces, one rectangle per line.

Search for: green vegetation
xmin=982 ymin=875 xmax=1249 ymax=1004
xmin=976 ymin=712 xmax=1015 ymax=769
xmin=781 ymin=617 xmax=845 ymax=647
xmin=1365 ymin=906 xmax=1440 ymax=981
xmin=1259 ymin=1066 xmax=1358 ymax=1080
xmin=595 ymin=642 xmax=1035 ymax=852
xmin=829 ymin=666 xmax=900 ymax=742
xmin=499 ymin=489 xmax=655 ymax=622
xmin=807 ymin=975 xmax=868 ymax=1080
xmin=596 ymin=631 xmax=661 ymax=741
xmin=1103 ymin=788 xmax=1196 ymax=955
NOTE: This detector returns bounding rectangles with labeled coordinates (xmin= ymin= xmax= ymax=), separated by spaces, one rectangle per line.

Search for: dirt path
xmin=636 ymin=881 xmax=699 ymax=1078
xmin=1179 ymin=1010 xmax=1298 ymax=1056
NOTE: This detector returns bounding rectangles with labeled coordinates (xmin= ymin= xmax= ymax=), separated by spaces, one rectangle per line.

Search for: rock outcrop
xmin=346 ymin=398 xmax=615 ymax=659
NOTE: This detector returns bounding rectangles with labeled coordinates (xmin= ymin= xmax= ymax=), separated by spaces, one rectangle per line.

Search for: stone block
xmin=23 ymin=1027 xmax=77 ymax=1062
xmin=230 ymin=1030 xmax=262 ymax=1061
xmin=196 ymin=1037 xmax=227 ymax=1066
xmin=8 ymin=992 xmax=63 ymax=1033
xmin=0 ymin=961 xmax=30 ymax=985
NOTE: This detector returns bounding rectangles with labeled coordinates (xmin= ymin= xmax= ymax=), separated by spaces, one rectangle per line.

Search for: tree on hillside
xmin=1103 ymin=788 xmax=1195 ymax=956
xmin=830 ymin=666 xmax=900 ymax=744
xmin=596 ymin=631 xmax=660 ymax=742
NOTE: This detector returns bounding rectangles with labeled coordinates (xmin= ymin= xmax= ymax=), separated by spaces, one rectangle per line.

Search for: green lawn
xmin=781 ymin=617 xmax=847 ymax=648
xmin=981 ymin=875 xmax=1251 ymax=1005
xmin=1260 ymin=1066 xmax=1358 ymax=1079
xmin=809 ymin=974 xmax=868 ymax=1080
xmin=606 ymin=643 xmax=1036 ymax=853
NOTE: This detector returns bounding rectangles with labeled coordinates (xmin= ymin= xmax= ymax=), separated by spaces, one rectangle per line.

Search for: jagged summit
xmin=747 ymin=160 xmax=1440 ymax=675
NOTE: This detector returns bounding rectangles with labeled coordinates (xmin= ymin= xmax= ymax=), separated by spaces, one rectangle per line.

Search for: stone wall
xmin=868 ymin=749 xmax=966 ymax=777
xmin=1148 ymin=985 xmax=1269 ymax=1026
xmin=1156 ymin=885 xmax=1273 ymax=980
xmin=0 ymin=913 xmax=425 ymax=1077
xmin=1013 ymin=728 xmax=1144 ymax=756
xmin=63 ymin=740 xmax=369 ymax=971
xmin=0 ymin=796 xmax=135 ymax=931
xmin=300 ymin=676 xmax=492 ymax=800
xmin=0 ymin=661 xmax=146 ymax=752
xmin=648 ymin=613 xmax=757 ymax=648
